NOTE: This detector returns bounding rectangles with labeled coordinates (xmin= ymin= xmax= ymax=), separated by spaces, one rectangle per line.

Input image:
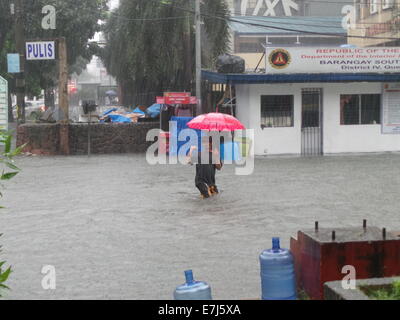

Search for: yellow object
xmin=234 ymin=137 xmax=252 ymax=157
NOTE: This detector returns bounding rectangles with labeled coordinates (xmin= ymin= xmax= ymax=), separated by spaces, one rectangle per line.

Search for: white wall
xmin=323 ymin=83 xmax=400 ymax=154
xmin=235 ymin=82 xmax=400 ymax=155
xmin=236 ymin=83 xmax=302 ymax=155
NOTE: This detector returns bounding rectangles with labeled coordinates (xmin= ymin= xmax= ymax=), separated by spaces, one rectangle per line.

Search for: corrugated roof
xmin=202 ymin=70 xmax=400 ymax=84
xmin=229 ymin=16 xmax=346 ymax=35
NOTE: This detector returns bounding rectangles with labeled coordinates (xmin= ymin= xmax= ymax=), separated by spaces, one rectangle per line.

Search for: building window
xmin=355 ymin=0 xmax=361 ymax=21
xmin=340 ymin=94 xmax=381 ymax=125
xmin=369 ymin=0 xmax=379 ymax=14
xmin=261 ymin=95 xmax=294 ymax=127
xmin=382 ymin=0 xmax=394 ymax=9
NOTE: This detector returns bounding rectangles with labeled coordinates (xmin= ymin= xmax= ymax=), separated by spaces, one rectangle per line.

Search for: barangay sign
xmin=265 ymin=47 xmax=400 ymax=74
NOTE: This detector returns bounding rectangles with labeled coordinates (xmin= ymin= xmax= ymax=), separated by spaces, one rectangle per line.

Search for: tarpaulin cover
xmin=107 ymin=114 xmax=132 ymax=123
xmin=146 ymin=104 xmax=162 ymax=118
xmin=132 ymin=107 xmax=145 ymax=114
xmin=103 ymin=108 xmax=118 ymax=116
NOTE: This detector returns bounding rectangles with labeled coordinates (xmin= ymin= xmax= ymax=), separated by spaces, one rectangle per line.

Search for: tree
xmin=0 ymin=1 xmax=108 ymax=108
xmin=0 ymin=1 xmax=13 ymax=54
xmin=24 ymin=0 xmax=108 ymax=107
xmin=101 ymin=0 xmax=230 ymax=107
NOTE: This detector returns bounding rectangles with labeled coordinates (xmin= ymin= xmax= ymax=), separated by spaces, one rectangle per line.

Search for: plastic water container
xmin=173 ymin=270 xmax=212 ymax=300
xmin=220 ymin=141 xmax=241 ymax=162
xmin=260 ymin=237 xmax=297 ymax=300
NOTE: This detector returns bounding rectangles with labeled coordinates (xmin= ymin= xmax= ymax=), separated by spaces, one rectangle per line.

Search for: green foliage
xmin=0 ymin=234 xmax=12 ymax=297
xmin=364 ymin=280 xmax=400 ymax=300
xmin=0 ymin=0 xmax=108 ymax=96
xmin=101 ymin=0 xmax=230 ymax=106
xmin=22 ymin=0 xmax=108 ymax=88
xmin=0 ymin=131 xmax=23 ymax=298
xmin=0 ymin=1 xmax=17 ymax=94
xmin=297 ymin=290 xmax=310 ymax=300
xmin=0 ymin=1 xmax=13 ymax=53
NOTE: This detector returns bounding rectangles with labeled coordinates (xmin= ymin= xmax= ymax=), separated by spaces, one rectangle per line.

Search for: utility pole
xmin=183 ymin=14 xmax=192 ymax=93
xmin=14 ymin=0 xmax=26 ymax=124
xmin=195 ymin=0 xmax=202 ymax=115
xmin=58 ymin=37 xmax=69 ymax=122
xmin=58 ymin=37 xmax=70 ymax=155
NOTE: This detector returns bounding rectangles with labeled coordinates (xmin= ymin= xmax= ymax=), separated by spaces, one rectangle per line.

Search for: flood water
xmin=1 ymin=153 xmax=400 ymax=299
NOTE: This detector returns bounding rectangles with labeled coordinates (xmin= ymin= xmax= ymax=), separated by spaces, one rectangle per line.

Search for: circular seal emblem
xmin=269 ymin=49 xmax=291 ymax=69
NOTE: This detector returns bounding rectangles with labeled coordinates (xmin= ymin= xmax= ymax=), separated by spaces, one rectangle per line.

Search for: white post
xmin=195 ymin=0 xmax=202 ymax=115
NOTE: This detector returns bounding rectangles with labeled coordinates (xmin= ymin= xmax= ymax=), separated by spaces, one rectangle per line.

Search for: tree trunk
xmin=120 ymin=81 xmax=134 ymax=107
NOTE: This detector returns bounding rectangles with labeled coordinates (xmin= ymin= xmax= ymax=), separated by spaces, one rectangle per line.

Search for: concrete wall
xmin=323 ymin=83 xmax=400 ymax=154
xmin=234 ymin=52 xmax=265 ymax=70
xmin=17 ymin=122 xmax=160 ymax=155
xmin=348 ymin=6 xmax=397 ymax=47
xmin=236 ymin=82 xmax=400 ymax=155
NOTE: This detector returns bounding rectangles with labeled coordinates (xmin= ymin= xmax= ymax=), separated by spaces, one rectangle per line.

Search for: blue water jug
xmin=260 ymin=237 xmax=297 ymax=300
xmin=221 ymin=142 xmax=241 ymax=162
xmin=173 ymin=270 xmax=212 ymax=300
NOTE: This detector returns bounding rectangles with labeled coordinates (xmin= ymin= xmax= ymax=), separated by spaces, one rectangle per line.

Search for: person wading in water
xmin=187 ymin=136 xmax=223 ymax=198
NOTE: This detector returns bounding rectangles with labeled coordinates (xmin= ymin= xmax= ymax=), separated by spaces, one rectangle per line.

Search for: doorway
xmin=301 ymin=88 xmax=323 ymax=156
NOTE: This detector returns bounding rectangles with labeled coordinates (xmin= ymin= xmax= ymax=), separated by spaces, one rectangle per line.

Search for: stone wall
xmin=17 ymin=123 xmax=61 ymax=155
xmin=17 ymin=122 xmax=160 ymax=155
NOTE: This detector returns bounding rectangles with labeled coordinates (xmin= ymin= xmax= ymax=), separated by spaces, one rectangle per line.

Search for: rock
xmin=216 ymin=54 xmax=245 ymax=74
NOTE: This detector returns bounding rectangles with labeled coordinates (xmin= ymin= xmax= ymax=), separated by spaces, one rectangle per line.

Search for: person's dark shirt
xmin=191 ymin=150 xmax=221 ymax=186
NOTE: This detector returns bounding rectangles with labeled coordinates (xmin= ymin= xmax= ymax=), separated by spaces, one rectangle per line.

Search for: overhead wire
xmin=152 ymin=0 xmax=400 ymax=41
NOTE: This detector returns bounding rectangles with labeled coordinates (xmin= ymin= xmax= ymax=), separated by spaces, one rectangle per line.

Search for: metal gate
xmin=301 ymin=88 xmax=323 ymax=156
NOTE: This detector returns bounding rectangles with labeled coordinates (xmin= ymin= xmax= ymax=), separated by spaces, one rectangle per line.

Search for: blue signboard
xmin=7 ymin=54 xmax=20 ymax=73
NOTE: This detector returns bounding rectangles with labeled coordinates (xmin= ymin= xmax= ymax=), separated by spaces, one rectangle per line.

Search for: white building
xmin=203 ymin=46 xmax=400 ymax=156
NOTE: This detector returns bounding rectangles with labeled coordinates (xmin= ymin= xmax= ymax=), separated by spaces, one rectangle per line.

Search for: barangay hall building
xmin=203 ymin=47 xmax=400 ymax=156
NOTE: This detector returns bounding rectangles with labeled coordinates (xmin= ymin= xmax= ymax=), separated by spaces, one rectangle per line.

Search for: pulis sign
xmin=25 ymin=41 xmax=55 ymax=60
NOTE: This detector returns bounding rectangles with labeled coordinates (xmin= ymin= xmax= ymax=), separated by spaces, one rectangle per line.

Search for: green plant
xmin=297 ymin=289 xmax=311 ymax=300
xmin=101 ymin=0 xmax=230 ymax=106
xmin=364 ymin=280 xmax=400 ymax=300
xmin=0 ymin=234 xmax=12 ymax=297
xmin=0 ymin=130 xmax=24 ymax=298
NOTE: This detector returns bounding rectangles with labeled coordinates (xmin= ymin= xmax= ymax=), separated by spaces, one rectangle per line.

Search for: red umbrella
xmin=187 ymin=112 xmax=245 ymax=131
